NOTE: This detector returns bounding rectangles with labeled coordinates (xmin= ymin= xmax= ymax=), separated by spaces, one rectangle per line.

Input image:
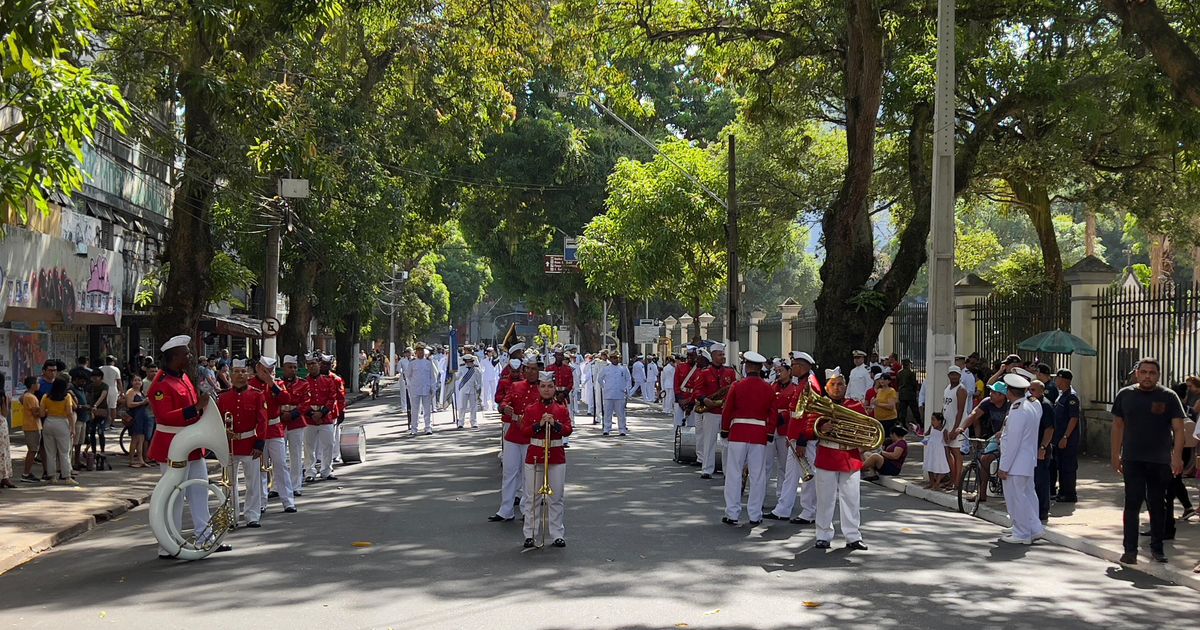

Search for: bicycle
xmin=957 ymin=437 xmax=1004 ymax=516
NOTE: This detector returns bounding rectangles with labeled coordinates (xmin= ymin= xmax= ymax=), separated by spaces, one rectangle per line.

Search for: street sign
xmin=634 ymin=323 xmax=659 ymax=344
xmin=544 ymin=254 xmax=564 ymax=274
xmin=564 ymin=237 xmax=579 ymax=262
xmin=261 ymin=317 xmax=280 ymax=337
xmin=278 ymin=178 xmax=310 ymax=198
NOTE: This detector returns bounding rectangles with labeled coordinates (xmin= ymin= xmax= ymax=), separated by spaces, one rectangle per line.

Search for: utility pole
xmin=925 ymin=0 xmax=956 ymax=430
xmin=262 ymin=217 xmax=281 ymax=358
xmin=726 ymin=134 xmax=740 ymax=361
xmin=388 ymin=264 xmax=397 ymax=368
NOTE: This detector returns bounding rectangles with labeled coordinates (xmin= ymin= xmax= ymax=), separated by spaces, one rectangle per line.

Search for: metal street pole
xmin=726 ymin=134 xmax=740 ymax=362
xmin=925 ymin=0 xmax=956 ymax=430
xmin=388 ymin=264 xmax=397 ymax=371
xmin=263 ymin=219 xmax=281 ymax=359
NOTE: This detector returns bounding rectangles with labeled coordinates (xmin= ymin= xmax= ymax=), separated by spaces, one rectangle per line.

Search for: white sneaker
xmin=1000 ymin=534 xmax=1032 ymax=545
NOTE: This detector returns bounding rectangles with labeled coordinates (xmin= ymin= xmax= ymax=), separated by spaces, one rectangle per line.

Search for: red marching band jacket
xmin=249 ymin=375 xmax=291 ymax=440
xmin=328 ymin=371 xmax=347 ymax=421
xmin=495 ymin=368 xmax=520 ymax=405
xmin=147 ymin=369 xmax=205 ymax=462
xmin=784 ymin=374 xmax=824 ymax=441
xmin=280 ymin=376 xmax=309 ymax=431
xmin=720 ymin=376 xmax=776 ymax=444
xmin=773 ymin=381 xmax=800 ymax=437
xmin=501 ymin=379 xmax=540 ymax=445
xmin=675 ymin=360 xmax=699 ymax=406
xmin=551 ymin=361 xmax=574 ymax=392
xmin=693 ymin=365 xmax=737 ymax=413
xmin=307 ymin=373 xmax=337 ymax=425
xmin=217 ymin=386 xmax=269 ymax=456
xmin=795 ymin=397 xmax=867 ymax=473
xmin=518 ymin=399 xmax=573 ymax=465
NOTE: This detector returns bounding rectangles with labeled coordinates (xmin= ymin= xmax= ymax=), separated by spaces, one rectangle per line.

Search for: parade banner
xmin=0 ymin=226 xmax=124 ymax=326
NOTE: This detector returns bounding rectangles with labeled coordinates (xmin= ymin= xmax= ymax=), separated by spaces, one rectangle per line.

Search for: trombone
xmin=535 ymin=413 xmax=554 ymax=549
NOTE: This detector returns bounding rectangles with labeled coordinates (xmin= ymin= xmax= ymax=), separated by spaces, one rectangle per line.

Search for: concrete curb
xmin=0 ymin=384 xmax=385 ymax=575
xmin=872 ymin=476 xmax=1200 ymax=591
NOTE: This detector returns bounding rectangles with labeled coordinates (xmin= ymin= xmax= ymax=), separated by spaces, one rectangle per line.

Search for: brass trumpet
xmin=794 ymin=390 xmax=884 ymax=450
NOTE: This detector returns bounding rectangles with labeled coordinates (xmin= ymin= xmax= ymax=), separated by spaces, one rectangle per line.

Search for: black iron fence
xmin=971 ymin=291 xmax=1071 ymax=371
xmin=891 ymin=300 xmax=928 ymax=375
xmin=1093 ymin=282 xmax=1200 ymax=405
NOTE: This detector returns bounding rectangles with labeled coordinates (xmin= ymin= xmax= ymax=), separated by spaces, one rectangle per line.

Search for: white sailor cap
xmin=538 ymin=371 xmax=555 ymax=383
xmin=685 ymin=345 xmax=697 ymax=353
xmin=744 ymin=350 xmax=767 ymax=364
xmin=321 ymin=354 xmax=333 ymax=363
xmin=282 ymin=355 xmax=299 ymax=366
xmin=698 ymin=349 xmax=712 ymax=361
xmin=792 ymin=351 xmax=815 ymax=365
xmin=308 ymin=351 xmax=322 ymax=362
xmin=825 ymin=367 xmax=844 ymax=381
xmin=231 ymin=358 xmax=248 ymax=369
xmin=160 ymin=335 xmax=191 ymax=353
xmin=1003 ymin=373 xmax=1031 ymax=389
xmin=259 ymin=356 xmax=277 ymax=369
xmin=710 ymin=343 xmax=726 ymax=353
xmin=508 ymin=342 xmax=526 ymax=353
xmin=523 ymin=355 xmax=539 ymax=367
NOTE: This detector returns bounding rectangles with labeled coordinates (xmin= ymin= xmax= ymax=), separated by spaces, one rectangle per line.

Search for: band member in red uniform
xmin=278 ymin=355 xmax=308 ymax=497
xmin=766 ymin=352 xmax=823 ymax=523
xmin=797 ymin=368 xmax=869 ymax=550
xmin=218 ymin=359 xmax=269 ymax=527
xmin=303 ymin=352 xmax=336 ymax=483
xmin=489 ymin=357 xmax=540 ymax=522
xmin=694 ymin=344 xmax=737 ymax=479
xmin=517 ymin=371 xmax=573 ymax=548
xmin=719 ymin=351 xmax=776 ymax=525
xmin=674 ymin=346 xmax=701 ymax=428
xmin=148 ymin=335 xmax=231 ymax=557
xmin=249 ymin=356 xmax=296 ymax=512
xmin=322 ymin=354 xmax=347 ymax=466
xmin=550 ymin=350 xmax=574 ymax=405
xmin=498 ymin=342 xmax=526 ymax=384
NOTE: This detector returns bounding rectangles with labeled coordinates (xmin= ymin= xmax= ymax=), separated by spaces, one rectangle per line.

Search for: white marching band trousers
xmin=698 ymin=412 xmax=722 ymax=475
xmin=771 ymin=441 xmax=816 ymax=520
xmin=523 ymin=462 xmax=566 ymax=541
xmin=286 ymin=427 xmax=305 ymax=490
xmin=724 ymin=441 xmax=767 ymax=522
xmin=497 ymin=432 xmax=530 ymax=519
xmin=815 ymin=467 xmax=862 ymax=543
xmin=232 ymin=454 xmax=264 ymax=524
xmin=304 ymin=424 xmax=336 ymax=478
xmin=662 ymin=388 xmax=675 ymax=416
xmin=763 ymin=432 xmax=789 ymax=498
xmin=260 ymin=437 xmax=295 ymax=509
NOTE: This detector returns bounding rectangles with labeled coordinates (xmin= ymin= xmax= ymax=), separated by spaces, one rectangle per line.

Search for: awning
xmin=200 ymin=313 xmax=264 ymax=338
xmin=86 ymin=202 xmax=113 ymax=222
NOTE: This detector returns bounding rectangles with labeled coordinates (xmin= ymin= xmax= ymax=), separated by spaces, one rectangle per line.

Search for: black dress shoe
xmin=323 ymin=475 xmax=338 ymax=481
xmin=157 ymin=553 xmax=175 ymax=560
xmin=845 ymin=540 xmax=869 ymax=551
xmin=305 ymin=476 xmax=317 ymax=483
xmin=283 ymin=507 xmax=297 ymax=513
xmin=246 ymin=521 xmax=262 ymax=528
xmin=1119 ymin=551 xmax=1137 ymax=565
xmin=721 ymin=517 xmax=738 ymax=526
xmin=268 ymin=491 xmax=279 ymax=499
xmin=523 ymin=538 xmax=535 ymax=548
xmin=1152 ymin=550 xmax=1168 ymax=563
xmin=552 ymin=538 xmax=566 ymax=548
xmin=748 ymin=520 xmax=762 ymax=526
xmin=700 ymin=473 xmax=713 ymax=480
xmin=814 ymin=540 xmax=831 ymax=549
xmin=790 ymin=517 xmax=814 ymax=525
xmin=488 ymin=514 xmax=514 ymax=522
xmin=293 ymin=490 xmax=303 ymax=497
xmin=763 ymin=513 xmax=784 ymax=520
xmin=215 ymin=544 xmax=233 ymax=553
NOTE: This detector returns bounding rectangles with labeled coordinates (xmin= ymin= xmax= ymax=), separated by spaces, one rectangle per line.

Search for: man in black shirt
xmin=1029 ymin=380 xmax=1057 ymax=522
xmin=1111 ymin=357 xmax=1186 ymax=565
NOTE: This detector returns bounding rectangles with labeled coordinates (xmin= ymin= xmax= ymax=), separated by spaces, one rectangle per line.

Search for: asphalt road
xmin=1 ymin=387 xmax=1194 ymax=630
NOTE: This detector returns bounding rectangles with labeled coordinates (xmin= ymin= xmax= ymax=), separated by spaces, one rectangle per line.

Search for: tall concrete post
xmin=698 ymin=313 xmax=715 ymax=343
xmin=779 ymin=299 xmax=801 ymax=354
xmin=678 ymin=313 xmax=693 ymax=348
xmin=953 ymin=274 xmax=992 ymax=358
xmin=748 ymin=309 xmax=766 ymax=353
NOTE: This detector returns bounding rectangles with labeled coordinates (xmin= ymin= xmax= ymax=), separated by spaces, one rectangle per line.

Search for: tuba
xmin=148 ymin=397 xmax=235 ymax=560
xmin=794 ymin=389 xmax=884 ymax=450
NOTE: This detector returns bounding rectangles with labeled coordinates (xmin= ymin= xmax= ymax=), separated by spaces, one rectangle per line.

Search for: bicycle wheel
xmin=958 ymin=462 xmax=981 ymax=515
xmin=119 ymin=426 xmax=129 ymax=455
xmin=989 ymin=458 xmax=1004 ymax=498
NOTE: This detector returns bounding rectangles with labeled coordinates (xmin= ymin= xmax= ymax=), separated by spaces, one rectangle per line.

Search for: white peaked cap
xmin=508 ymin=343 xmax=526 ymax=353
xmin=744 ymin=351 xmax=767 ymax=364
xmin=1003 ymin=373 xmax=1031 ymax=389
xmin=710 ymin=343 xmax=726 ymax=353
xmin=160 ymin=335 xmax=190 ymax=353
xmin=792 ymin=351 xmax=815 ymax=364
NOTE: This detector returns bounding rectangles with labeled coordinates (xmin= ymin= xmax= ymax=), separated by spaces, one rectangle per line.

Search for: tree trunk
xmin=279 ymin=260 xmax=319 ymax=354
xmin=334 ymin=310 xmax=360 ymax=383
xmin=1101 ymin=0 xmax=1200 ymax=109
xmin=153 ymin=44 xmax=218 ymax=347
xmin=812 ymin=0 xmax=886 ymax=373
xmin=1009 ymin=179 xmax=1064 ymax=288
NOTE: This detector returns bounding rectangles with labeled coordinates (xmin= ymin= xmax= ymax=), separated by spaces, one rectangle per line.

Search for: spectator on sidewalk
xmin=895 ymin=359 xmax=919 ymax=427
xmin=922 ymin=413 xmax=949 ymax=489
xmin=1111 ymin=357 xmax=1186 ymax=565
xmin=1035 ymin=364 xmax=1059 ymax=404
xmin=863 ymin=426 xmax=909 ymax=481
xmin=125 ymin=375 xmax=151 ymax=468
xmin=99 ymin=356 xmax=122 ymax=427
xmin=872 ymin=372 xmax=899 ymax=436
xmin=39 ymin=376 xmax=77 ymax=485
xmin=87 ymin=370 xmax=110 ymax=454
xmin=1028 ymin=380 xmax=1056 ymax=523
xmin=68 ymin=356 xmax=91 ymax=382
xmin=36 ymin=360 xmax=58 ymax=398
xmin=19 ymin=376 xmax=43 ymax=482
xmin=1052 ymin=369 xmax=1081 ymax=503
xmin=0 ymin=373 xmax=13 ymax=488
xmin=69 ymin=373 xmax=91 ymax=471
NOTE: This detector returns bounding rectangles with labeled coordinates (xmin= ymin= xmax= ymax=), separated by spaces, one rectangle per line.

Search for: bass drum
xmin=674 ymin=426 xmax=697 ymax=464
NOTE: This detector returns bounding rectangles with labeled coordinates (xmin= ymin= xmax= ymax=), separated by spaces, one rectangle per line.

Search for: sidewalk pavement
xmin=0 ymin=377 xmax=391 ymax=575
xmin=880 ymin=438 xmax=1200 ymax=590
